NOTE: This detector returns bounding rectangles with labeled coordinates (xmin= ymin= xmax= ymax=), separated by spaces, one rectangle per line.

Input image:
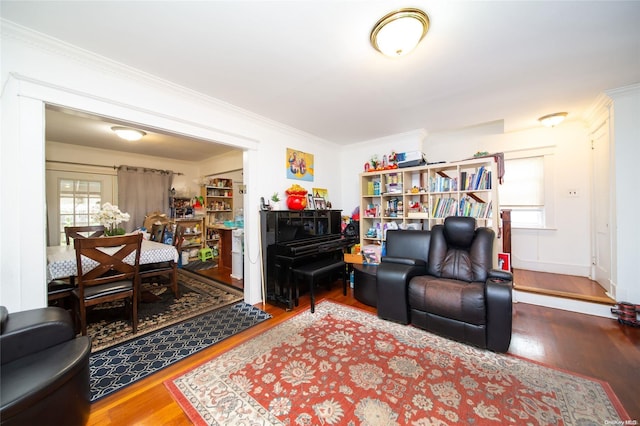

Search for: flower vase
xmin=105 ymin=226 xmax=126 ymax=236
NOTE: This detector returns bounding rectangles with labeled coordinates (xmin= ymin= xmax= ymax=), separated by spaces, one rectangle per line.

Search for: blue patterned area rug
xmin=88 ymin=269 xmax=244 ymax=352
xmin=90 ymin=301 xmax=271 ymax=402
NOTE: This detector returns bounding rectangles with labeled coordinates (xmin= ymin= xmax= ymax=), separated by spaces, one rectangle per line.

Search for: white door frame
xmin=590 ymin=105 xmax=614 ymax=298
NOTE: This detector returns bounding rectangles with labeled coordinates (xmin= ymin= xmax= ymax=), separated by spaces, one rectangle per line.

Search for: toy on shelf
xmin=363 ymin=151 xmax=401 ymax=172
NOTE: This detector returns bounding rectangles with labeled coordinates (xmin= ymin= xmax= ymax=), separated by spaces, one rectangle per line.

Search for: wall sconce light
xmin=538 ymin=112 xmax=568 ymax=127
xmin=111 ymin=126 xmax=146 ymax=141
xmin=370 ymin=8 xmax=430 ymax=57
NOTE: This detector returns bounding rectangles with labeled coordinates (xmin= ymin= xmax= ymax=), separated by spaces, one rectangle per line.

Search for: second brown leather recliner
xmin=377 ymin=216 xmax=513 ymax=352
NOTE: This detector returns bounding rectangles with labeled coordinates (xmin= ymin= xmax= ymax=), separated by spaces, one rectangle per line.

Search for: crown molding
xmin=582 ymin=92 xmax=613 ymax=125
xmin=605 ymin=82 xmax=640 ymax=98
xmin=1 ymin=19 xmax=333 ymax=145
xmin=8 ymin=71 xmax=260 ymax=151
xmin=583 ymin=83 xmax=640 ymax=125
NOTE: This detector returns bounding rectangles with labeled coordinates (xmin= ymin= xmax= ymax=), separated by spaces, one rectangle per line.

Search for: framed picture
xmin=498 ymin=252 xmax=511 ymax=271
xmin=306 ymin=194 xmax=315 ymax=209
xmin=312 ymin=188 xmax=328 ymax=200
xmin=286 ymin=148 xmax=314 ymax=182
xmin=313 ymin=197 xmax=327 ymax=210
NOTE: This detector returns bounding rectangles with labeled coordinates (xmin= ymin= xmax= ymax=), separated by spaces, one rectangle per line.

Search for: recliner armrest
xmin=487 ymin=268 xmax=513 ymax=283
xmin=376 ymin=262 xmax=427 ymax=324
xmin=381 ymin=256 xmax=427 ymax=267
xmin=485 ymin=277 xmax=513 ymax=352
xmin=0 ymin=307 xmax=76 ymax=365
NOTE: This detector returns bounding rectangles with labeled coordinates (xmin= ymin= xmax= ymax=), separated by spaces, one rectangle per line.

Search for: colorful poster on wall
xmin=286 ymin=148 xmax=314 ymax=181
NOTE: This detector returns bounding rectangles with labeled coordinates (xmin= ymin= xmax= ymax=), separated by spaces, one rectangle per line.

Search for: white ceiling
xmin=44 ymin=106 xmax=235 ymax=162
xmin=2 ymin=1 xmax=640 ymax=159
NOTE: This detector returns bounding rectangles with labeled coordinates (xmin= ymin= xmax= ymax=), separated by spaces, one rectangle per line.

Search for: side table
xmin=353 ymin=264 xmax=377 ymax=307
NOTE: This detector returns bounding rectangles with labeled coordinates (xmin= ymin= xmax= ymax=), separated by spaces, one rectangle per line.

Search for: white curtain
xmin=499 ymin=156 xmax=544 ymax=206
xmin=117 ymin=166 xmax=174 ymax=232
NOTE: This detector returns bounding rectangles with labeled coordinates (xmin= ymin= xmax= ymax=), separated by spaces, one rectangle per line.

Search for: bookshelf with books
xmin=359 ymin=158 xmax=500 ymax=255
xmin=201 ymin=177 xmax=234 ymax=251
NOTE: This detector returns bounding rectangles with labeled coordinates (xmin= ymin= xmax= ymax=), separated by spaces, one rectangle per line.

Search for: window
xmin=58 ymin=179 xmax=103 ymax=244
xmin=499 ymin=156 xmax=549 ymax=228
xmin=47 ymin=169 xmax=115 ymax=246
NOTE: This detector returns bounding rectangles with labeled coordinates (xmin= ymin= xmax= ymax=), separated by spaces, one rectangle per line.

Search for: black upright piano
xmin=260 ymin=210 xmax=354 ymax=309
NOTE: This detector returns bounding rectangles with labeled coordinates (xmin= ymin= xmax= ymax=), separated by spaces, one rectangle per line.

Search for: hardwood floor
xmin=514 ymin=268 xmax=615 ymax=304
xmin=86 ymin=271 xmax=640 ymax=425
xmin=193 ymin=266 xmax=243 ymax=290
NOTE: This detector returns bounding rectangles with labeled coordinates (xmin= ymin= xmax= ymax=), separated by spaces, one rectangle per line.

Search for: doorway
xmin=590 ymin=117 xmax=614 ymax=298
xmin=44 ymin=106 xmax=245 ymax=290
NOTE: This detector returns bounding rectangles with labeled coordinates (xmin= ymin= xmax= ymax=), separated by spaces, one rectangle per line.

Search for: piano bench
xmin=292 ymin=259 xmax=346 ymax=313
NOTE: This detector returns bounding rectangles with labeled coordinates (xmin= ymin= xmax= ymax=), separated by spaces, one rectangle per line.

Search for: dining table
xmin=47 ymin=239 xmax=179 ymax=283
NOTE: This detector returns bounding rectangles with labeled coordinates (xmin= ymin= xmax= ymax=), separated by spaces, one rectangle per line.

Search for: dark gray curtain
xmin=117 ymin=166 xmax=174 ymax=232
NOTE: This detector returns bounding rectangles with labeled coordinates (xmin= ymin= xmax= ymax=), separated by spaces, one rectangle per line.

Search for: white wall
xmin=339 ymin=129 xmax=427 ymax=217
xmin=0 ymin=23 xmax=342 ymax=311
xmin=199 ymin=151 xmax=243 ymax=177
xmin=340 ymin=121 xmax=594 ymax=277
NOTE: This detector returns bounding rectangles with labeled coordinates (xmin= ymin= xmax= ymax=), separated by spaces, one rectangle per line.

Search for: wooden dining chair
xmin=47 ymin=279 xmax=75 ymax=309
xmin=65 ymin=225 xmax=106 ymax=246
xmin=139 ymin=225 xmax=184 ymax=299
xmin=73 ymin=233 xmax=143 ymax=336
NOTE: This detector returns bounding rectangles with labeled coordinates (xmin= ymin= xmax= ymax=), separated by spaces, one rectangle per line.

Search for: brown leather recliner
xmin=377 ymin=217 xmax=513 ymax=352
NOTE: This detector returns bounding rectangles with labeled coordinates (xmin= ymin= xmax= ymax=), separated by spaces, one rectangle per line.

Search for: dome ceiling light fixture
xmin=111 ymin=126 xmax=147 ymax=141
xmin=538 ymin=112 xmax=568 ymax=127
xmin=370 ymin=8 xmax=430 ymax=57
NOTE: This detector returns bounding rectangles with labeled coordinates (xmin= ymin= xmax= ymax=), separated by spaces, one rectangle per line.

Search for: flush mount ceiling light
xmin=538 ymin=112 xmax=568 ymax=127
xmin=371 ymin=8 xmax=430 ymax=57
xmin=111 ymin=126 xmax=146 ymax=141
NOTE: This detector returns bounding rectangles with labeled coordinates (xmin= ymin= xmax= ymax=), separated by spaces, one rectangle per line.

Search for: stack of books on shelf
xmin=458 ymin=197 xmax=493 ymax=218
xmin=367 ymin=180 xmax=381 ymax=196
xmin=460 ymin=167 xmax=492 ymax=190
xmin=431 ymin=198 xmax=458 ymax=218
xmin=429 ymin=175 xmax=458 ymax=192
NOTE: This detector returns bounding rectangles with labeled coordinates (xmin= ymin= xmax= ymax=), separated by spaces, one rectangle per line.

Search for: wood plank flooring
xmin=195 ymin=266 xmax=243 ymax=290
xmin=86 ymin=270 xmax=640 ymax=425
xmin=514 ymin=268 xmax=615 ymax=304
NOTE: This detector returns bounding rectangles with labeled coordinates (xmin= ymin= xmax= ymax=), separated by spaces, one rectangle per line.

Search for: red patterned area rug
xmin=166 ymin=301 xmax=630 ymax=425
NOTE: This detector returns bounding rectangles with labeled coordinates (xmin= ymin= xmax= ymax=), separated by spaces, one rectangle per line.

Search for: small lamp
xmin=371 ymin=8 xmax=430 ymax=57
xmin=111 ymin=126 xmax=146 ymax=141
xmin=538 ymin=112 xmax=568 ymax=127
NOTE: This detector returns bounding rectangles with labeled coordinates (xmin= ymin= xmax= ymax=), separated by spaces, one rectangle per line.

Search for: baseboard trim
xmin=514 ymin=289 xmax=616 ymax=318
xmin=512 ymin=261 xmax=591 ymax=277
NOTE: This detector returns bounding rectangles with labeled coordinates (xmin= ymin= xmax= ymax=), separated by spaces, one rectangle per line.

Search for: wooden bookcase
xmin=359 ymin=157 xmax=500 ymax=262
xmin=202 ymin=177 xmax=234 ymax=250
xmin=172 ymin=217 xmax=204 ymax=261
